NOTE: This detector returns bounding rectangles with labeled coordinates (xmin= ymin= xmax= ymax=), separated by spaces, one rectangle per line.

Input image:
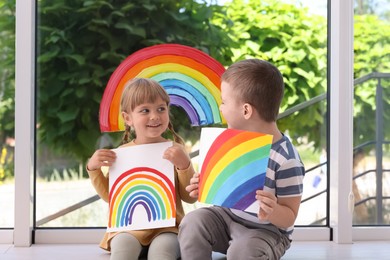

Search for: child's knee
xmin=110 ymin=233 xmax=142 ymax=260
xmin=179 ymin=208 xmax=216 ymax=241
xmin=180 ymin=208 xmax=210 ymax=228
xmin=227 ymin=238 xmax=273 ymax=259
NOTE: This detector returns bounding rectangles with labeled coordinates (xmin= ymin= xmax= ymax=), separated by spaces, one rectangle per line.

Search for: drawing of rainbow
xmin=199 ymin=129 xmax=273 ymax=211
xmin=100 ymin=44 xmax=226 ymax=132
xmin=108 ymin=167 xmax=176 ymax=229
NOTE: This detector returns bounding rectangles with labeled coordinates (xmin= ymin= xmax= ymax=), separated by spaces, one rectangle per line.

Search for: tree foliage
xmin=215 ymin=0 xmax=328 ymax=147
xmin=0 ymin=0 xmax=15 ymax=140
xmin=0 ymin=0 xmax=15 ymax=181
xmin=353 ymin=14 xmax=390 ymax=146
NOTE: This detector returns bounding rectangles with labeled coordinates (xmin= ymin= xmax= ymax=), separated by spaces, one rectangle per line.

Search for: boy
xmin=178 ymin=59 xmax=305 ymax=259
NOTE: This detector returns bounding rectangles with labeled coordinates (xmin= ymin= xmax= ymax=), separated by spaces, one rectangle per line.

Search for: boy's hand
xmin=163 ymin=143 xmax=191 ymax=170
xmin=185 ymin=173 xmax=200 ymax=198
xmin=87 ymin=149 xmax=116 ymax=171
xmin=256 ymin=190 xmax=277 ymax=221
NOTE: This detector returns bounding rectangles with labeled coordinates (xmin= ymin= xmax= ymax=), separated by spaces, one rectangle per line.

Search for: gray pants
xmin=178 ymin=207 xmax=291 ymax=260
xmin=110 ymin=232 xmax=180 ymax=260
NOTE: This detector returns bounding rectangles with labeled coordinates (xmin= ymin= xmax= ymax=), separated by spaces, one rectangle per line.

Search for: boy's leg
xmin=227 ymin=222 xmax=291 ymax=260
xmin=110 ymin=233 xmax=142 ymax=260
xmin=178 ymin=207 xmax=231 ymax=260
xmin=147 ymin=232 xmax=180 ymax=260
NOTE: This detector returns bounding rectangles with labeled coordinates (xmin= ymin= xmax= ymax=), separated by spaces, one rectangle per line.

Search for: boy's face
xmin=220 ymin=81 xmax=246 ymax=130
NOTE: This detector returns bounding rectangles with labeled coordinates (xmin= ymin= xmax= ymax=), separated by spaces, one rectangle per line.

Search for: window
xmin=14 ymin=0 xmax=390 ymax=245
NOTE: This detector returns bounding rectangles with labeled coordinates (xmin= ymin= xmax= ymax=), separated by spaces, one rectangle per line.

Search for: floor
xmin=1 ymin=241 xmax=390 ymax=260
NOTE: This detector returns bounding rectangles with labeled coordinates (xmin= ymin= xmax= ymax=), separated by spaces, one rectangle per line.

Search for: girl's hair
xmin=120 ymin=78 xmax=185 ymax=145
xmin=221 ymin=59 xmax=284 ymax=122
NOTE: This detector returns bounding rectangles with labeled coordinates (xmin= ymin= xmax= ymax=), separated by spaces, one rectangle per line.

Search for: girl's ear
xmin=122 ymin=111 xmax=132 ymax=126
xmin=243 ymin=103 xmax=253 ymax=120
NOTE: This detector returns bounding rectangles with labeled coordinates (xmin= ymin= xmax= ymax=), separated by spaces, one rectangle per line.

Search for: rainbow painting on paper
xmin=99 ymin=44 xmax=226 ymax=132
xmin=198 ymin=128 xmax=273 ymax=213
xmin=108 ymin=142 xmax=176 ymax=232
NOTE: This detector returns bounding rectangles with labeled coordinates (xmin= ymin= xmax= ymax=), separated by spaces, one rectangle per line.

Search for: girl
xmin=87 ymin=78 xmax=197 ymax=260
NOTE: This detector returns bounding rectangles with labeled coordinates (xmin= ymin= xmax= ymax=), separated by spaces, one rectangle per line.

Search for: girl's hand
xmin=185 ymin=173 xmax=200 ymax=198
xmin=87 ymin=149 xmax=116 ymax=171
xmin=163 ymin=143 xmax=191 ymax=170
xmin=256 ymin=190 xmax=277 ymax=221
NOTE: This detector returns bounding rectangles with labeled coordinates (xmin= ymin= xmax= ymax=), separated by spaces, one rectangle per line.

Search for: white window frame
xmin=13 ymin=0 xmax=35 ymax=247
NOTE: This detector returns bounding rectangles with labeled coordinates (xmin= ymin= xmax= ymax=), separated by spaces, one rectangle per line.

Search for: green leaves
xmin=0 ymin=0 xmax=15 ymax=142
xmin=353 ymin=14 xmax=390 ymax=145
xmin=216 ymin=0 xmax=328 ymax=148
xmin=114 ymin=23 xmax=146 ymax=37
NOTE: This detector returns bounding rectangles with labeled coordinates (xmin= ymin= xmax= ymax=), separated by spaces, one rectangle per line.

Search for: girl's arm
xmin=164 ymin=143 xmax=197 ymax=204
xmin=176 ymin=164 xmax=197 ymax=204
xmin=86 ymin=149 xmax=116 ymax=203
xmin=87 ymin=168 xmax=109 ymax=203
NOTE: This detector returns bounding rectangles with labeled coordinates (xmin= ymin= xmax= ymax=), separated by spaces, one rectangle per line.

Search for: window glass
xmin=0 ymin=0 xmax=15 ymax=228
xmin=277 ymin=0 xmax=328 ymax=226
xmin=35 ymin=0 xmax=328 ymax=227
xmin=353 ymin=0 xmax=390 ymax=226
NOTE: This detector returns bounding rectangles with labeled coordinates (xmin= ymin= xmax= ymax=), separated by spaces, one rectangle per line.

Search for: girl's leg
xmin=147 ymin=232 xmax=180 ymax=260
xmin=110 ymin=233 xmax=142 ymax=260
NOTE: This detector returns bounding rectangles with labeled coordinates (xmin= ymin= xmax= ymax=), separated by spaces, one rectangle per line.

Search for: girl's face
xmin=220 ymin=81 xmax=247 ymax=129
xmin=122 ymin=97 xmax=170 ymax=144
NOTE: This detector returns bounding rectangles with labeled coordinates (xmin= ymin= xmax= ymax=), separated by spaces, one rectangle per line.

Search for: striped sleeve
xmin=264 ymin=136 xmax=305 ymax=198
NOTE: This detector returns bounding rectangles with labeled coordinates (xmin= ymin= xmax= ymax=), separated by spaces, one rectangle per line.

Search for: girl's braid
xmin=121 ymin=125 xmax=135 ymax=144
xmin=168 ymin=121 xmax=185 ymax=145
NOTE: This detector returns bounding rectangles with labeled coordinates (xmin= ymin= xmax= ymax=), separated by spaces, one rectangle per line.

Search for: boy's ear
xmin=243 ymin=103 xmax=253 ymax=119
xmin=121 ymin=111 xmax=133 ymax=126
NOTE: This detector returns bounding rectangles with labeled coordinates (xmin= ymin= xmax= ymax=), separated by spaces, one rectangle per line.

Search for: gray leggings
xmin=178 ymin=207 xmax=291 ymax=260
xmin=110 ymin=232 xmax=180 ymax=260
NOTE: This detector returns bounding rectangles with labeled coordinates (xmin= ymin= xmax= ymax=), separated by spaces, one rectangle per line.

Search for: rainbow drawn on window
xmin=99 ymin=43 xmax=226 ymax=132
xmin=199 ymin=128 xmax=273 ymax=213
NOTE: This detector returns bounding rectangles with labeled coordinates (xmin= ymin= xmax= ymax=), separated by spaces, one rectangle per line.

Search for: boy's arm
xmin=256 ymin=190 xmax=302 ymax=229
xmin=185 ymin=172 xmax=200 ymax=198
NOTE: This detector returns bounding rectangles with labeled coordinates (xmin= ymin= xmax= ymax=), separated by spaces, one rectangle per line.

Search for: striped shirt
xmin=230 ymin=134 xmax=305 ymax=239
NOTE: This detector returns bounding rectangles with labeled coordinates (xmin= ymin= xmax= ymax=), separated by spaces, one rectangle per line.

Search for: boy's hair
xmin=120 ymin=78 xmax=184 ymax=145
xmin=221 ymin=59 xmax=284 ymax=122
